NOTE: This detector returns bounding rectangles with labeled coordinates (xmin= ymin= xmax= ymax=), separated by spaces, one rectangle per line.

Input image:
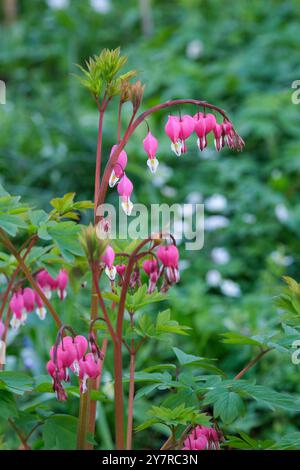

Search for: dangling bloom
xmin=157 ymin=244 xmax=180 ymax=284
xmin=34 ymin=291 xmax=47 ymax=320
xmin=221 ymin=119 xmax=244 ymax=150
xmin=22 ymin=287 xmax=35 ymax=313
xmin=142 ymin=259 xmax=158 ymax=277
xmin=182 ymin=425 xmax=220 ymax=450
xmin=203 ymin=113 xmax=217 ymax=134
xmin=102 ymin=245 xmax=117 ymax=280
xmin=194 ymin=112 xmax=207 ymax=151
xmin=178 ymin=115 xmax=195 ymax=153
xmin=143 ymin=131 xmax=159 ymax=174
xmin=56 ymin=269 xmax=68 ymax=300
xmin=165 ymin=115 xmax=182 ymax=156
xmin=96 ymin=217 xmax=111 ymax=239
xmin=56 ymin=336 xmax=77 ymax=369
xmin=36 ymin=270 xmax=57 ymax=299
xmin=116 ymin=264 xmax=126 ymax=278
xmin=46 ymin=358 xmax=68 ymax=401
xmin=213 ymin=123 xmax=223 ymax=151
xmin=109 ymin=145 xmax=128 ymax=188
xmin=9 ymin=292 xmax=26 ymax=329
xmin=117 ymin=174 xmax=134 ymax=216
xmin=79 ymin=353 xmax=101 ymax=394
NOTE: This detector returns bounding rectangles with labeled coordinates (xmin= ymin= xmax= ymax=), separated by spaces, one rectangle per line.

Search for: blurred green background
xmin=1 ymin=0 xmax=300 ymax=449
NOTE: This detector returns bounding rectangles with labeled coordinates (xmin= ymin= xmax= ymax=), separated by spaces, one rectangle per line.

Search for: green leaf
xmin=0 ymin=390 xmax=18 ymax=421
xmin=173 ymin=347 xmax=206 ymax=366
xmin=214 ymin=391 xmax=245 ymax=424
xmin=220 ymin=332 xmax=266 ymax=348
xmin=50 ymin=193 xmax=76 ymax=213
xmin=42 ymin=414 xmax=78 ymax=450
xmin=48 ymin=222 xmax=84 ymax=261
xmin=226 ymin=433 xmax=274 ymax=450
xmin=0 ymin=371 xmax=34 ymax=395
xmin=29 ymin=210 xmax=48 ymax=227
xmin=0 ymin=214 xmax=27 ymax=237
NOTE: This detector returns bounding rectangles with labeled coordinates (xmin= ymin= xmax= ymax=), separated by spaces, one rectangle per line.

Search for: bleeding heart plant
xmin=8 ymin=49 xmax=296 ymax=454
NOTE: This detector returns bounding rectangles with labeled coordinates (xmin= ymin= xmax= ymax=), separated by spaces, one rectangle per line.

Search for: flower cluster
xmin=182 ymin=425 xmax=220 ymax=450
xmin=108 ymin=111 xmax=243 ymax=217
xmin=165 ymin=113 xmax=243 ymax=156
xmin=47 ymin=333 xmax=103 ymax=400
xmin=108 ymin=145 xmax=134 ymax=215
xmin=100 ymin=242 xmax=180 ymax=292
xmin=8 ymin=269 xmax=68 ymax=330
xmin=36 ymin=268 xmax=68 ymax=300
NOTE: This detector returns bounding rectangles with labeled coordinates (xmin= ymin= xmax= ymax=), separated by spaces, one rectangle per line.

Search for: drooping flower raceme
xmin=101 ymin=244 xmax=117 ymax=281
xmin=143 ymin=131 xmax=159 ymax=173
xmin=117 ymin=174 xmax=134 ymax=216
xmin=47 ymin=334 xmax=101 ymax=400
xmin=182 ymin=425 xmax=220 ymax=450
xmin=109 ymin=145 xmax=128 ymax=188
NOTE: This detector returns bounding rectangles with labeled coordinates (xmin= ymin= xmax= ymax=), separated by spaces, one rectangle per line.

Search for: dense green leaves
xmin=42 ymin=415 xmax=78 ymax=450
xmin=0 ymin=372 xmax=34 ymax=395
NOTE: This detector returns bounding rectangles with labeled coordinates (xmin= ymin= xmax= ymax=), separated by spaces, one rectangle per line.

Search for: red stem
xmin=126 ymin=342 xmax=135 ymax=450
xmin=94 ymin=110 xmax=105 ymax=217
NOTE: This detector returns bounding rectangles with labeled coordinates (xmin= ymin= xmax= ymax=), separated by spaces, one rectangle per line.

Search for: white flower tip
xmin=10 ymin=316 xmax=21 ymax=330
xmin=109 ymin=171 xmax=119 ymax=188
xmin=105 ymin=265 xmax=117 ymax=281
xmin=121 ymin=198 xmax=133 ymax=216
xmin=171 ymin=141 xmax=182 ymax=157
xmin=36 ymin=307 xmax=47 ymax=320
xmin=147 ymin=158 xmax=159 ymax=174
xmin=57 ymin=289 xmax=67 ymax=300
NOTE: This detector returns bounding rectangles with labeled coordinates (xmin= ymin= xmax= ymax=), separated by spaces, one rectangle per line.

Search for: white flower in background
xmin=161 ymin=186 xmax=177 ymax=198
xmin=205 ymin=216 xmax=229 ymax=231
xmin=243 ymin=213 xmax=256 ymax=224
xmin=173 ymin=219 xmax=190 ymax=241
xmin=220 ymin=279 xmax=241 ymax=298
xmin=183 ymin=204 xmax=195 ymax=217
xmin=90 ymin=0 xmax=111 ymax=13
xmin=186 ymin=191 xmax=203 ymax=204
xmin=102 ymin=372 xmax=114 ymax=399
xmin=178 ymin=259 xmax=191 ymax=271
xmin=153 ymin=164 xmax=173 ymax=188
xmin=205 ymin=194 xmax=227 ymax=212
xmin=206 ymin=269 xmax=222 ymax=287
xmin=198 ymin=148 xmax=215 ymax=159
xmin=275 ymin=203 xmax=289 ymax=223
xmin=46 ymin=0 xmax=69 ymax=9
xmin=271 ymin=169 xmax=282 ymax=180
xmin=270 ymin=251 xmax=294 ymax=267
xmin=186 ymin=39 xmax=203 ymax=60
xmin=211 ymin=247 xmax=230 ymax=265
